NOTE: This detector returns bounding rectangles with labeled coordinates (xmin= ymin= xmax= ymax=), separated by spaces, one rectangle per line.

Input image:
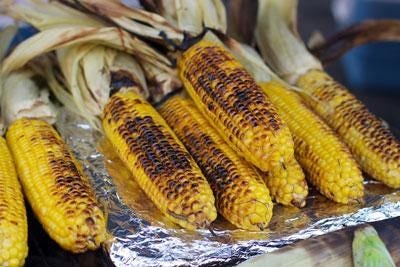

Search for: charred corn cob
xmin=6 ymin=118 xmax=106 ymax=253
xmin=102 ymin=91 xmax=217 ymax=230
xmin=261 ymin=82 xmax=364 ymax=203
xmin=297 ymin=70 xmax=400 ymax=188
xmin=178 ymin=40 xmax=294 ymax=172
xmin=255 ymin=0 xmax=400 ymax=188
xmin=0 ymin=137 xmax=28 ymax=267
xmin=159 ymin=94 xmax=273 ymax=230
xmin=215 ymin=35 xmax=352 ymax=204
xmin=262 ymin=156 xmax=308 ymax=207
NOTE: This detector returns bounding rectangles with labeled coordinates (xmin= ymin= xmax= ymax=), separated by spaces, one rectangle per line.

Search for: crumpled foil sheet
xmin=56 ymin=109 xmax=400 ymax=267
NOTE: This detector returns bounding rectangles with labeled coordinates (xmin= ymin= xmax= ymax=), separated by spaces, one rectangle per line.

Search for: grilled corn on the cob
xmin=297 ymin=70 xmax=400 ymax=188
xmin=6 ymin=118 xmax=106 ymax=253
xmin=261 ymin=82 xmax=364 ymax=203
xmin=102 ymin=91 xmax=217 ymax=230
xmin=0 ymin=137 xmax=28 ymax=267
xmin=256 ymin=0 xmax=400 ymax=188
xmin=217 ymin=36 xmax=361 ymax=204
xmin=178 ymin=40 xmax=294 ymax=172
xmin=159 ymin=94 xmax=273 ymax=230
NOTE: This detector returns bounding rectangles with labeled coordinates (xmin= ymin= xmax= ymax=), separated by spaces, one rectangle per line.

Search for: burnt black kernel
xmin=183 ymin=46 xmax=281 ymax=133
xmin=106 ymin=101 xmax=195 ymax=185
xmin=307 ymin=74 xmax=400 ymax=163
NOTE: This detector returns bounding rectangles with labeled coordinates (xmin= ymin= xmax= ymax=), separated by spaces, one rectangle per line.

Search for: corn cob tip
xmin=241 ymin=200 xmax=273 ymax=231
xmin=291 ymin=193 xmax=307 ymax=208
xmin=293 ymin=171 xmax=309 ymax=208
xmin=263 ymin=157 xmax=308 ymax=208
xmin=229 ymin=198 xmax=273 ymax=231
xmin=167 ymin=200 xmax=217 ymax=230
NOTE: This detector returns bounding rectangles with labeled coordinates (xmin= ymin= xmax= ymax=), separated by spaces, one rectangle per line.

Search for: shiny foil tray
xmin=56 ymin=110 xmax=400 ymax=267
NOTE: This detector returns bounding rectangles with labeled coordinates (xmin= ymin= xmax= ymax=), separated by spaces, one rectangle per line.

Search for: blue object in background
xmin=10 ymin=25 xmax=37 ymax=48
xmin=332 ymin=0 xmax=400 ymax=92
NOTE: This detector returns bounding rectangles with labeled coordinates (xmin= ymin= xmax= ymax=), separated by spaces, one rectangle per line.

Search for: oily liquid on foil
xmin=56 ymin=110 xmax=400 ymax=267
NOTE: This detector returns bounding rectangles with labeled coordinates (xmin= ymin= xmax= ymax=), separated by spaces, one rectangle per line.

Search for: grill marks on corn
xmin=260 ymin=82 xmax=363 ymax=203
xmin=303 ymin=71 xmax=400 ymax=163
xmin=183 ymin=45 xmax=281 ymax=134
xmin=0 ymin=185 xmax=7 ymax=222
xmin=294 ymin=136 xmax=361 ymax=202
xmin=159 ymin=96 xmax=273 ymax=230
xmin=0 ymin=137 xmax=28 ymax=267
xmin=31 ymin=125 xmax=100 ymax=221
xmin=6 ymin=118 xmax=106 ymax=252
xmin=336 ymin=99 xmax=400 ymax=163
xmin=179 ymin=41 xmax=295 ymax=172
xmin=298 ymin=70 xmax=400 ymax=187
xmin=102 ymin=92 xmax=217 ymax=229
xmin=105 ymin=96 xmax=192 ymax=183
xmin=184 ymin=128 xmax=240 ymax=205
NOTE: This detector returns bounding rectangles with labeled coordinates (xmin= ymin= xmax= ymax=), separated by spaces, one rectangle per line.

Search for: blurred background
xmin=299 ymin=0 xmax=400 ymax=133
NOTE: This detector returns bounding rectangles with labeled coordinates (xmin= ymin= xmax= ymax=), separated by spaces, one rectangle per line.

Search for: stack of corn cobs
xmin=0 ymin=0 xmax=399 ymax=265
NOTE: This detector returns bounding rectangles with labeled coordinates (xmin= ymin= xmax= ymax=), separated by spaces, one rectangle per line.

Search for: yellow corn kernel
xmin=6 ymin=118 xmax=106 ymax=253
xmin=261 ymin=81 xmax=364 ymax=203
xmin=262 ymin=156 xmax=308 ymax=207
xmin=0 ymin=137 xmax=28 ymax=267
xmin=102 ymin=91 xmax=217 ymax=230
xmin=178 ymin=40 xmax=294 ymax=172
xmin=159 ymin=94 xmax=273 ymax=230
xmin=297 ymin=69 xmax=400 ymax=188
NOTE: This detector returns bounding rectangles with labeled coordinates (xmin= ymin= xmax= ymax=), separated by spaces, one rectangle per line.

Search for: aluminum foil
xmin=56 ymin=109 xmax=400 ymax=267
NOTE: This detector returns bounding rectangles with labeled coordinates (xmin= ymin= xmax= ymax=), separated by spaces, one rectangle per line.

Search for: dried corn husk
xmin=56 ymin=44 xmax=104 ymax=126
xmin=225 ymin=0 xmax=258 ymax=44
xmin=61 ymin=0 xmax=183 ymax=43
xmin=51 ymin=43 xmax=149 ymax=129
xmin=1 ymin=0 xmax=175 ymax=129
xmin=309 ymin=20 xmax=400 ymax=65
xmin=255 ymin=0 xmax=321 ymax=83
xmin=30 ymin=56 xmax=78 ymax=116
xmin=174 ymin=0 xmax=203 ymax=34
xmin=140 ymin=0 xmax=178 ymax=27
xmin=199 ymin=0 xmax=227 ymax=33
xmin=7 ymin=0 xmax=103 ymax=29
xmin=133 ymin=0 xmax=227 ymax=37
xmin=29 ymin=43 xmax=149 ymax=130
xmin=139 ymin=56 xmax=181 ymax=103
xmin=1 ymin=25 xmax=170 ymax=75
xmin=108 ymin=51 xmax=149 ymax=99
xmin=0 ymin=25 xmax=18 ymax=135
xmin=0 ymin=69 xmax=57 ymax=128
xmin=163 ymin=0 xmax=227 ymax=34
xmin=2 ymin=0 xmax=171 ymax=74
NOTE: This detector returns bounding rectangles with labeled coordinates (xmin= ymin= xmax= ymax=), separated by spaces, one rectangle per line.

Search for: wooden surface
xmin=239 ymin=217 xmax=400 ymax=267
